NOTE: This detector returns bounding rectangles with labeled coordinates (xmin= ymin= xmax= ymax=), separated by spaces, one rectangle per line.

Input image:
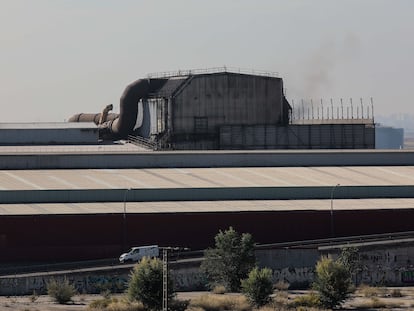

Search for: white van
xmin=119 ymin=245 xmax=159 ymax=263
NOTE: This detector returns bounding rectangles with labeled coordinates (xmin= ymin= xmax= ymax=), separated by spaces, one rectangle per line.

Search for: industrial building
xmin=1 ymin=147 xmax=414 ymax=262
xmin=0 ymin=68 xmax=411 ymax=264
xmin=0 ymin=122 xmax=98 ymax=145
xmin=67 ymin=68 xmax=375 ymax=150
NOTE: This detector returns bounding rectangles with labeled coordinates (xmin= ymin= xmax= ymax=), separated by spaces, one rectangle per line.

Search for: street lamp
xmin=330 ymin=184 xmax=340 ymax=238
xmin=123 ymin=188 xmax=131 ymax=251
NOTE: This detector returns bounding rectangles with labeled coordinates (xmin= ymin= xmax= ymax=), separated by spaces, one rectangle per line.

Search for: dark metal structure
xmin=68 ymin=68 xmax=292 ymax=149
xmin=68 ymin=67 xmax=375 ymax=149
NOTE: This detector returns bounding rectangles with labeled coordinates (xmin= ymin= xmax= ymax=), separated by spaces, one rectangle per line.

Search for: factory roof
xmin=149 ymin=77 xmax=188 ymax=98
xmin=0 ymin=143 xmax=149 ymax=154
xmin=0 ymin=122 xmax=97 ymax=129
xmin=2 ymin=198 xmax=414 ymax=215
xmin=1 ymin=166 xmax=413 ymax=190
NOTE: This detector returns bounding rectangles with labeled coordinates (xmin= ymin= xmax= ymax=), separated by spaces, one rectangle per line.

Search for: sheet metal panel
xmin=173 ymin=73 xmax=284 ymax=135
xmin=2 ymin=208 xmax=414 ymax=261
xmin=219 ymin=124 xmax=375 ymax=149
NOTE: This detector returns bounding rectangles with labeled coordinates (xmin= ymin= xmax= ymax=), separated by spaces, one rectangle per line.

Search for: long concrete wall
xmin=0 ymin=260 xmax=204 ymax=296
xmin=2 ymin=242 xmax=414 ymax=296
xmin=1 ymin=150 xmax=414 ymax=169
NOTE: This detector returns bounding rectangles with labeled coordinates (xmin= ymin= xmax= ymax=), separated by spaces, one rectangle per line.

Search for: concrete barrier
xmin=2 ymin=240 xmax=414 ymax=295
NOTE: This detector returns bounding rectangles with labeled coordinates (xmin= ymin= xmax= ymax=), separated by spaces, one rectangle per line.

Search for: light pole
xmin=123 ymin=188 xmax=131 ymax=251
xmin=162 ymin=247 xmax=190 ymax=311
xmin=330 ymin=184 xmax=340 ymax=238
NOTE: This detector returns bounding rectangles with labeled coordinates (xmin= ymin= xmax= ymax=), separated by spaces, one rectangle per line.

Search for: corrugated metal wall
xmin=0 ymin=127 xmax=98 ymax=145
xmin=1 ymin=208 xmax=414 ymax=262
xmin=220 ymin=124 xmax=375 ymax=149
xmin=173 ymin=73 xmax=284 ymax=135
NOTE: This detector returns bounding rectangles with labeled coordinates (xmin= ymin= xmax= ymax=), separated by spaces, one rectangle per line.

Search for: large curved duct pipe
xmin=68 ymin=79 xmax=150 ymax=140
xmin=102 ymin=79 xmax=150 ymax=139
xmin=68 ymin=112 xmax=118 ymax=124
xmin=68 ymin=113 xmax=106 ymax=124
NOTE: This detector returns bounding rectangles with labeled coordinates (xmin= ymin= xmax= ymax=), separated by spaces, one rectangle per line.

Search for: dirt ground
xmin=0 ymin=288 xmax=414 ymax=311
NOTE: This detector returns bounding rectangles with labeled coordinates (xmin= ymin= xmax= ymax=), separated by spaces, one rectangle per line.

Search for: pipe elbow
xmin=111 ymin=79 xmax=150 ymax=138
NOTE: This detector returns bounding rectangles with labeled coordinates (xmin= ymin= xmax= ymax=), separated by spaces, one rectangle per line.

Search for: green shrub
xmin=47 ymin=278 xmax=77 ymax=304
xmin=337 ymin=246 xmax=361 ymax=284
xmin=127 ymin=257 xmax=173 ymax=310
xmin=312 ymin=256 xmax=352 ymax=309
xmin=201 ymin=227 xmax=256 ymax=292
xmin=241 ymin=267 xmax=274 ymax=307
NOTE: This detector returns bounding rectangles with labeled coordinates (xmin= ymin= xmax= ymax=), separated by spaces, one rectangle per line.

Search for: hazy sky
xmin=1 ymin=0 xmax=413 ymax=122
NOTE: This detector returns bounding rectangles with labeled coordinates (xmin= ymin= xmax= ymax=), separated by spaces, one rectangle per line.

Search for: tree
xmin=313 ymin=256 xmax=352 ymax=309
xmin=201 ymin=226 xmax=256 ymax=292
xmin=127 ymin=257 xmax=173 ymax=310
xmin=337 ymin=246 xmax=361 ymax=285
xmin=241 ymin=267 xmax=274 ymax=307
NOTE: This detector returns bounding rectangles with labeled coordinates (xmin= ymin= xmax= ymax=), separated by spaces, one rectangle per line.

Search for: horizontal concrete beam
xmin=2 ymin=185 xmax=414 ymax=204
xmin=1 ymin=150 xmax=414 ymax=169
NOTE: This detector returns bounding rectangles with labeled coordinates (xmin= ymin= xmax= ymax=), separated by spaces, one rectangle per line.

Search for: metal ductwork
xmin=68 ymin=79 xmax=151 ymax=140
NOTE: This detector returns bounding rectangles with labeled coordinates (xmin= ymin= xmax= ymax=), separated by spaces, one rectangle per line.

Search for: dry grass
xmin=88 ymin=297 xmax=145 ymax=311
xmin=257 ymin=307 xmax=324 ymax=311
xmin=269 ymin=291 xmax=289 ymax=310
xmin=390 ymin=288 xmax=403 ymax=297
xmin=357 ymin=284 xmax=388 ymax=297
xmin=29 ymin=290 xmax=39 ymax=303
xmin=211 ymin=285 xmax=227 ymax=295
xmin=353 ymin=296 xmax=402 ymax=309
xmin=106 ymin=300 xmax=145 ymax=311
xmin=289 ymin=292 xmax=320 ymax=308
xmin=188 ymin=294 xmax=251 ymax=311
xmin=274 ymin=281 xmax=289 ymax=291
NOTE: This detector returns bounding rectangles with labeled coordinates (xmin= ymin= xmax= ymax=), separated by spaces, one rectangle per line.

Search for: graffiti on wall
xmin=401 ymin=270 xmax=414 ymax=283
xmin=172 ymin=268 xmax=207 ymax=291
xmin=272 ymin=267 xmax=315 ymax=288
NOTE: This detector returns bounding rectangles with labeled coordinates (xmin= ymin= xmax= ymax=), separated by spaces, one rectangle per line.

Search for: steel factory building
xmin=0 ymin=68 xmax=411 ymax=263
xmin=67 ymin=68 xmax=375 ymax=150
xmin=1 ymin=146 xmax=414 ymax=262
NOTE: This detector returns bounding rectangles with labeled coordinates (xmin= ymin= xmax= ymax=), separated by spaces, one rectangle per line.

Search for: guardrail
xmin=127 ymin=135 xmax=157 ymax=150
xmin=256 ymin=231 xmax=414 ymax=250
xmin=147 ymin=66 xmax=279 ymax=79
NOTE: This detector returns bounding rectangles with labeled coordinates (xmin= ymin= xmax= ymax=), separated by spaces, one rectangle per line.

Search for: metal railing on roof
xmin=147 ymin=66 xmax=279 ymax=79
xmin=289 ymin=97 xmax=375 ymax=124
xmin=127 ymin=135 xmax=157 ymax=150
